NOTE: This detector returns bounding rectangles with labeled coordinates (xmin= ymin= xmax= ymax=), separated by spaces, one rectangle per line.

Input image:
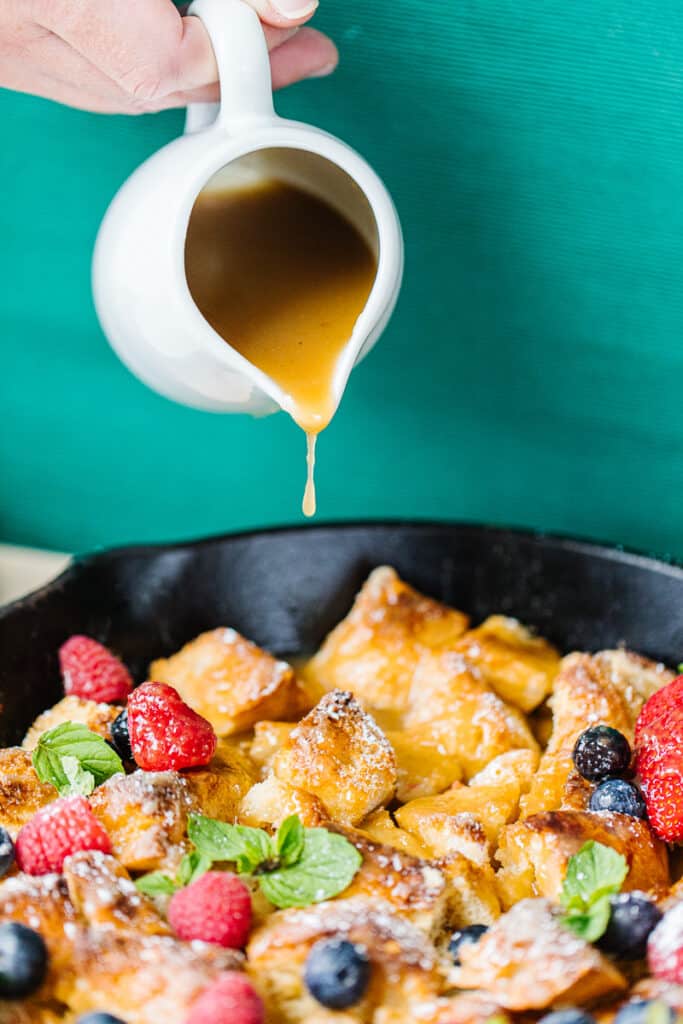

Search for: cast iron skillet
xmin=1 ymin=522 xmax=683 ymax=747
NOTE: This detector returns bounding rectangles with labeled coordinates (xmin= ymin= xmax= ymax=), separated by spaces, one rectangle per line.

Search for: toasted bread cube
xmin=273 ymin=691 xmax=397 ymax=825
xmin=250 ymin=721 xmax=295 ymax=775
xmin=469 ymin=748 xmax=539 ymax=791
xmin=454 ymin=898 xmax=626 ymax=1009
xmin=327 ymin=823 xmax=450 ymax=936
xmin=23 ymin=696 xmax=122 ymax=751
xmin=396 ymin=781 xmax=520 ymax=863
xmin=360 ymin=810 xmax=429 ymax=858
xmin=454 ymin=616 xmax=560 ymax=712
xmin=522 ymin=652 xmax=674 ymax=817
xmin=183 ymin=740 xmax=257 ymax=819
xmin=438 ymin=854 xmax=501 ymax=927
xmin=387 ymin=724 xmax=463 ymax=802
xmin=0 ymin=873 xmax=77 ymax=989
xmin=149 ymin=628 xmax=309 ymax=736
xmin=63 ymin=850 xmax=171 ymax=935
xmin=57 ymin=930 xmax=243 ymax=1024
xmin=239 ymin=774 xmax=328 ymax=829
xmin=303 ymin=567 xmax=470 ymax=718
xmin=0 ymin=748 xmax=56 ymax=837
xmin=375 ymin=993 xmax=510 ymax=1024
xmin=247 ymin=898 xmax=445 ymax=1024
xmin=496 ymin=810 xmax=670 ymax=910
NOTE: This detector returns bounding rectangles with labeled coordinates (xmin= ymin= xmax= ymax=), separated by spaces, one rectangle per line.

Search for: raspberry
xmin=635 ymin=675 xmax=683 ymax=842
xmin=648 ymin=902 xmax=683 ymax=983
xmin=169 ymin=872 xmax=252 ymax=948
xmin=127 ymin=682 xmax=217 ymax=771
xmin=15 ymin=797 xmax=111 ymax=875
xmin=59 ymin=635 xmax=133 ymax=704
xmin=184 ymin=972 xmax=264 ymax=1024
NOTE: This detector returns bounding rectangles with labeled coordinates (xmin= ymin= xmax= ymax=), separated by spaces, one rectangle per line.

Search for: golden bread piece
xmin=273 ymin=691 xmax=397 ymax=825
xmin=396 ymin=780 xmax=521 ymax=862
xmin=89 ymin=770 xmax=192 ymax=872
xmin=57 ymin=930 xmax=243 ymax=1024
xmin=326 ymin=823 xmax=450 ymax=936
xmin=469 ymin=748 xmax=539 ymax=790
xmin=22 ymin=696 xmax=122 ymax=751
xmin=454 ymin=898 xmax=626 ymax=1009
xmin=375 ymin=993 xmax=509 ymax=1024
xmin=496 ymin=810 xmax=670 ymax=909
xmin=239 ymin=774 xmax=328 ymax=829
xmin=402 ymin=651 xmax=539 ymax=778
xmin=149 ymin=627 xmax=309 ymax=736
xmin=183 ymin=741 xmax=257 ymax=818
xmin=0 ymin=1006 xmax=65 ymax=1023
xmin=0 ymin=873 xmax=77 ymax=993
xmin=454 ymin=615 xmax=560 ymax=712
xmin=523 ymin=651 xmax=673 ymax=817
xmin=359 ymin=809 xmax=429 ymax=858
xmin=437 ymin=854 xmax=501 ymax=927
xmin=386 ymin=724 xmax=463 ymax=802
xmin=0 ymin=748 xmax=56 ymax=837
xmin=248 ymin=898 xmax=446 ymax=1023
xmin=62 ymin=850 xmax=171 ymax=935
xmin=250 ymin=721 xmax=296 ymax=775
xmin=303 ymin=566 xmax=470 ymax=718
xmin=630 ymin=979 xmax=683 ymax=1012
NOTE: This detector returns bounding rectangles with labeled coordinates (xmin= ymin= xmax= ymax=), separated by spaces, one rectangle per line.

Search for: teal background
xmin=1 ymin=1 xmax=682 ymax=556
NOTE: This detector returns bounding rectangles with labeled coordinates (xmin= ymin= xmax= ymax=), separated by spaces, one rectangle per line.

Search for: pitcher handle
xmin=184 ymin=0 xmax=275 ymax=135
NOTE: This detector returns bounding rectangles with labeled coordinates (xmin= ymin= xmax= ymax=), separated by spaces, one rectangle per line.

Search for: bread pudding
xmin=0 ymin=566 xmax=681 ymax=1024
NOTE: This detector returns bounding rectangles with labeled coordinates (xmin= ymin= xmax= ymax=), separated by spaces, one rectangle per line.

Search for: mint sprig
xmin=136 ymin=814 xmax=362 ymax=910
xmin=560 ymin=840 xmax=628 ymax=942
xmin=32 ymin=722 xmax=124 ymax=797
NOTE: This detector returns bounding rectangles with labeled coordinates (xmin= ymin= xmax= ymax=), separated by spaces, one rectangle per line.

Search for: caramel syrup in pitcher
xmin=185 ymin=180 xmax=377 ymax=516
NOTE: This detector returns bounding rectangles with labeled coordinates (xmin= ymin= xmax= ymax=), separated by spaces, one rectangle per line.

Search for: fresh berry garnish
xmin=75 ymin=1016 xmax=127 ymax=1024
xmin=635 ymin=676 xmax=683 ymax=842
xmin=538 ymin=1012 xmax=596 ymax=1024
xmin=589 ymin=779 xmax=647 ymax=820
xmin=184 ymin=971 xmax=264 ymax=1024
xmin=614 ymin=1001 xmax=675 ymax=1024
xmin=110 ymin=709 xmax=134 ymax=763
xmin=598 ymin=892 xmax=662 ymax=959
xmin=168 ymin=872 xmax=251 ymax=948
xmin=304 ymin=938 xmax=371 ymax=1010
xmin=59 ymin=635 xmax=133 ymax=704
xmin=648 ymin=902 xmax=683 ymax=983
xmin=0 ymin=923 xmax=48 ymax=998
xmin=15 ymin=796 xmax=111 ymax=875
xmin=0 ymin=827 xmax=15 ymax=879
xmin=448 ymin=924 xmax=489 ymax=964
xmin=127 ymin=682 xmax=217 ymax=771
xmin=573 ymin=726 xmax=631 ymax=782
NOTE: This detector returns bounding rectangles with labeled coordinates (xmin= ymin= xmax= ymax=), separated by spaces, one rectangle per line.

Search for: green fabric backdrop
xmin=1 ymin=1 xmax=682 ymax=556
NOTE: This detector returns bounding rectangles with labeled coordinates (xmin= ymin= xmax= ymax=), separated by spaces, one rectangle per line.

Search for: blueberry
xmin=448 ymin=924 xmax=489 ymax=964
xmin=0 ymin=828 xmax=15 ymax=879
xmin=0 ymin=923 xmax=48 ymax=998
xmin=573 ymin=725 xmax=631 ymax=782
xmin=614 ymin=1001 xmax=675 ymax=1024
xmin=304 ymin=938 xmax=371 ymax=1009
xmin=76 ymin=1016 xmax=127 ymax=1024
xmin=589 ymin=779 xmax=647 ymax=819
xmin=110 ymin=709 xmax=133 ymax=762
xmin=538 ymin=1011 xmax=596 ymax=1024
xmin=599 ymin=892 xmax=663 ymax=960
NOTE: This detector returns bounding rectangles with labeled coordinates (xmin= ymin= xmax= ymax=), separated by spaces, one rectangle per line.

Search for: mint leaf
xmin=135 ymin=872 xmax=178 ymax=897
xmin=258 ymin=828 xmax=362 ymax=909
xmin=276 ymin=815 xmax=305 ymax=868
xmin=60 ymin=756 xmax=95 ymax=797
xmin=188 ymin=814 xmax=274 ymax=871
xmin=177 ymin=850 xmax=212 ymax=887
xmin=561 ymin=841 xmax=628 ymax=910
xmin=564 ymin=894 xmax=613 ymax=943
xmin=33 ymin=722 xmax=123 ymax=794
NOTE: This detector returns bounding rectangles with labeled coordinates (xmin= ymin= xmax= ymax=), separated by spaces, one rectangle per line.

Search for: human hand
xmin=0 ymin=0 xmax=338 ymax=114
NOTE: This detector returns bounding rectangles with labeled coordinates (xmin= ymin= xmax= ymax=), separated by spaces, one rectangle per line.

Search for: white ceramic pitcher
xmin=92 ymin=0 xmax=403 ymax=417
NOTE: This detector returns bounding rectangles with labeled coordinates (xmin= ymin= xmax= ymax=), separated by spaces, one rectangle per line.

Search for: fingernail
xmin=309 ymin=61 xmax=337 ymax=78
xmin=271 ymin=0 xmax=318 ymax=18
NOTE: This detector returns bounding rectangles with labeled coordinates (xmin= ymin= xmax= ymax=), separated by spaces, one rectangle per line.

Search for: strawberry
xmin=648 ymin=901 xmax=683 ymax=983
xmin=127 ymin=682 xmax=217 ymax=771
xmin=635 ymin=674 xmax=683 ymax=842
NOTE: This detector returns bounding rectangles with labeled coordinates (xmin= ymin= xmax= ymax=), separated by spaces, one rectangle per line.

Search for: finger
xmin=269 ymin=26 xmax=337 ymax=89
xmin=240 ymin=0 xmax=319 ymax=29
xmin=34 ymin=0 xmax=304 ymax=101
